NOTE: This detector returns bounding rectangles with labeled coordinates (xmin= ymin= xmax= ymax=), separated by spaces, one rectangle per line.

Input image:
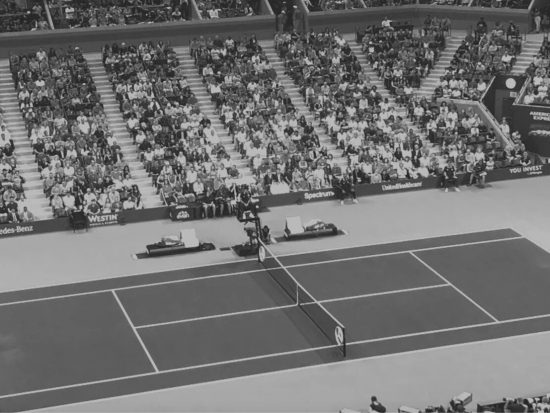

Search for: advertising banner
xmin=87 ymin=213 xmax=120 ymax=228
xmin=169 ymin=204 xmax=201 ymax=221
xmin=489 ymin=163 xmax=550 ymax=182
xmin=512 ymin=104 xmax=550 ymax=157
xmin=0 ymin=223 xmax=36 ymax=237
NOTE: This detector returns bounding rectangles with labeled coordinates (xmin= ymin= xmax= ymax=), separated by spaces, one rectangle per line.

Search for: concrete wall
xmin=0 ymin=5 xmax=531 ymax=56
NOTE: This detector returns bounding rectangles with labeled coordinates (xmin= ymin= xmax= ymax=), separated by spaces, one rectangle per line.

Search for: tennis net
xmin=257 ymin=239 xmax=346 ymax=357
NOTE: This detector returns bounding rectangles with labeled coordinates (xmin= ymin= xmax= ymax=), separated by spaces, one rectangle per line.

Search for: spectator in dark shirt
xmin=442 ymin=160 xmax=460 ymax=192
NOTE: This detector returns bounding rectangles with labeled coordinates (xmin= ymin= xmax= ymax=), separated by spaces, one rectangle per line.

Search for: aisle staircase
xmin=172 ymin=45 xmax=253 ymax=179
xmin=414 ymin=36 xmax=464 ymax=99
xmin=345 ymin=40 xmax=435 ymax=152
xmin=512 ymin=38 xmax=542 ymax=74
xmin=0 ymin=60 xmax=52 ymax=219
xmin=347 ymin=34 xmax=463 ymax=102
xmin=85 ymin=53 xmax=162 ymax=209
xmin=260 ymin=42 xmax=348 ymax=171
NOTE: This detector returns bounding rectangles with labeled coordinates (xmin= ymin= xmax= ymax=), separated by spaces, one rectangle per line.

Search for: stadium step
xmin=172 ymin=45 xmax=254 ymax=179
xmin=260 ymin=41 xmax=349 ymax=170
xmin=85 ymin=52 xmax=163 ymax=209
xmin=339 ymin=38 xmax=438 ymax=155
xmin=0 ymin=57 xmax=52 ymax=219
xmin=511 ymin=39 xmax=542 ymax=75
xmin=414 ymin=37 xmax=464 ymax=99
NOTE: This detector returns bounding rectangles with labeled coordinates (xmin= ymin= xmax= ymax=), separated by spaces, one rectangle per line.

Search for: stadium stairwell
xmin=172 ymin=45 xmax=254 ymax=180
xmin=0 ymin=59 xmax=53 ymax=219
xmin=412 ymin=36 xmax=465 ymax=99
xmin=85 ymin=53 xmax=162 ymax=209
xmin=512 ymin=36 xmax=544 ymax=75
xmin=346 ymin=37 xmax=439 ymax=157
xmin=260 ymin=42 xmax=348 ymax=171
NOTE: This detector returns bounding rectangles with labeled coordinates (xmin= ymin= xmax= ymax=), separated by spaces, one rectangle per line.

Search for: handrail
xmin=514 ymin=74 xmax=531 ymax=104
xmin=480 ymin=75 xmax=496 ymax=103
xmin=42 ymin=0 xmax=55 ymax=30
xmin=190 ymin=0 xmax=203 ymax=20
xmin=476 ymin=100 xmax=515 ymax=147
xmin=260 ymin=0 xmax=275 ymax=16
xmin=438 ymin=98 xmax=513 ymax=148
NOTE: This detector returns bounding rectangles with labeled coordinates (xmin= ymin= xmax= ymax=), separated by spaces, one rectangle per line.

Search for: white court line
xmin=0 ymin=236 xmax=523 ymax=310
xmin=283 ymin=236 xmax=523 ymax=270
xmin=0 ymin=269 xmax=265 ymax=309
xmin=7 ymin=310 xmax=550 ymax=402
xmin=0 ymin=256 xmax=258 ymax=296
xmin=111 ymin=291 xmax=159 ymax=373
xmin=28 ymin=327 xmax=550 ymax=413
xmin=136 ymin=304 xmax=298 ymax=329
xmin=135 ymin=284 xmax=448 ymax=329
xmin=271 ymin=229 xmax=522 ymax=258
xmin=0 ymin=229 xmax=520 ymax=298
xmin=409 ymin=252 xmax=499 ymax=323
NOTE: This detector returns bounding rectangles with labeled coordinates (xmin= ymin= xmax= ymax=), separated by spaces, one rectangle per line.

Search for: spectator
xmin=442 ymin=159 xmax=460 ymax=192
xmin=0 ymin=0 xmax=50 ymax=33
xmin=52 ymin=0 xmax=190 ymax=28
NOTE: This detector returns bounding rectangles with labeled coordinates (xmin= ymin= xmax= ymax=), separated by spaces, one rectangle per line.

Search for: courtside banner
xmin=169 ymin=205 xmax=195 ymax=221
xmin=0 ymin=218 xmax=70 ymax=239
xmin=302 ymin=189 xmax=336 ymax=202
xmin=87 ymin=212 xmax=120 ymax=228
xmin=488 ymin=163 xmax=550 ymax=182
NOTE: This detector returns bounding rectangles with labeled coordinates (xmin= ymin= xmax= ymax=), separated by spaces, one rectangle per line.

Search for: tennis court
xmin=2 ymin=228 xmax=550 ymax=411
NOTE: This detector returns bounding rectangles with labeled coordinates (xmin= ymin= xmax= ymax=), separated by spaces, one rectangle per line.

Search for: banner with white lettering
xmin=526 ymin=108 xmax=550 ymax=156
xmin=87 ymin=213 xmax=120 ymax=227
xmin=0 ymin=224 xmax=35 ymax=237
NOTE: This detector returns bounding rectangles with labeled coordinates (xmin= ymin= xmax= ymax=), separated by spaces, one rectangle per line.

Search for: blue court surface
xmin=1 ymin=228 xmax=550 ymax=411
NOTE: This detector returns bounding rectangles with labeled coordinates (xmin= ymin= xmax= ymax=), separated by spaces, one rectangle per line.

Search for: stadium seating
xmin=0 ymin=0 xmax=50 ymax=32
xmin=279 ymin=29 xmax=441 ymax=183
xmin=367 ymin=0 xmax=530 ymax=7
xmin=50 ymin=0 xmax=190 ymax=29
xmin=358 ymin=19 xmax=447 ymax=93
xmin=193 ymin=34 xmax=337 ymax=195
xmin=0 ymin=109 xmax=33 ymax=223
xmin=433 ymin=21 xmax=522 ymax=101
xmin=197 ymin=0 xmax=258 ymax=18
xmin=10 ymin=46 xmax=143 ymax=218
xmin=103 ymin=40 xmax=247 ymax=214
xmin=523 ymin=36 xmax=550 ymax=106
xmin=305 ymin=0 xmax=364 ymax=12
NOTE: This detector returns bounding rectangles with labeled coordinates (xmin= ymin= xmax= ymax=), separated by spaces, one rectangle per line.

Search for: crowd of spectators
xmin=434 ymin=19 xmax=521 ymax=101
xmin=193 ymin=33 xmax=331 ymax=195
xmin=304 ymin=0 xmax=364 ymax=12
xmin=280 ymin=29 xmax=439 ymax=185
xmin=364 ymin=0 xmax=529 ymax=6
xmin=10 ymin=46 xmax=142 ymax=218
xmin=480 ymin=395 xmax=550 ymax=412
xmin=359 ymin=18 xmax=447 ymax=94
xmin=279 ymin=28 xmax=530 ymax=192
xmin=0 ymin=0 xmax=50 ymax=33
xmin=51 ymin=0 xmax=190 ymax=28
xmin=409 ymin=99 xmax=531 ymax=180
xmin=342 ymin=394 xmax=477 ymax=413
xmin=196 ymin=0 xmax=258 ymax=19
xmin=104 ymin=40 xmax=250 ymax=215
xmin=363 ymin=0 xmax=418 ymax=6
xmin=0 ymin=111 xmax=34 ymax=224
xmin=523 ymin=37 xmax=550 ymax=106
